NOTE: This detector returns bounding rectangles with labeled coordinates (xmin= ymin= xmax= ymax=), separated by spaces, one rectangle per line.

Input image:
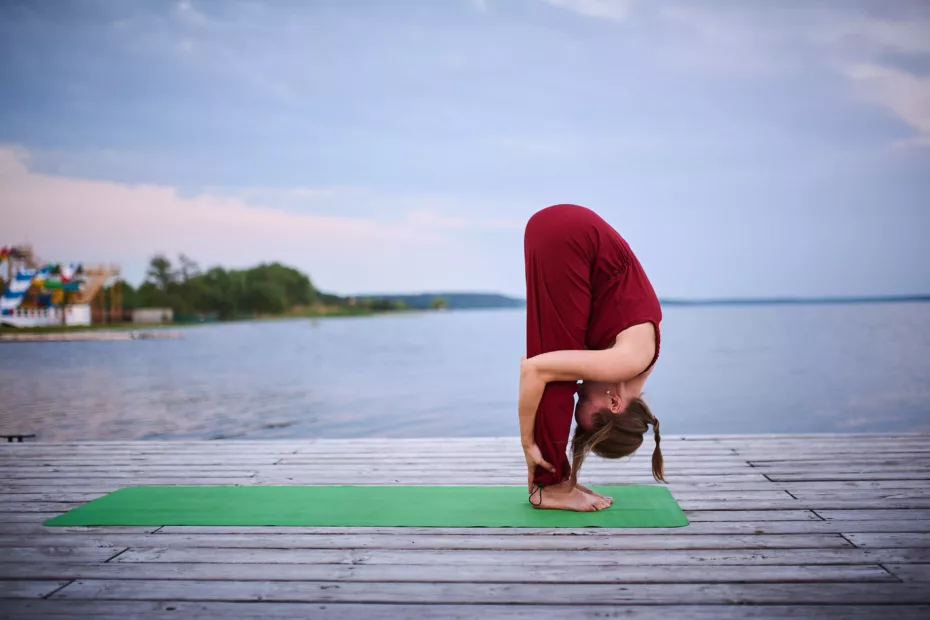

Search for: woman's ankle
xmin=544 ymin=480 xmax=576 ymax=494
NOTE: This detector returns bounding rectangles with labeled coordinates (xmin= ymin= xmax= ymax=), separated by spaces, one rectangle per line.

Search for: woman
xmin=518 ymin=204 xmax=665 ymax=512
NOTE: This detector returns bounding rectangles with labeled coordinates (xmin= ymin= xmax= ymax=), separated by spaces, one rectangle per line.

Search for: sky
xmin=1 ymin=0 xmax=929 ymax=298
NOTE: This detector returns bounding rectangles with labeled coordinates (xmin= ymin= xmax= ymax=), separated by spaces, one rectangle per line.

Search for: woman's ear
xmin=607 ymin=390 xmax=624 ymax=414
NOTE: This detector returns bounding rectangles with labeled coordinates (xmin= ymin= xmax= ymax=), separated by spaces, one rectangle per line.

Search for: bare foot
xmin=575 ymin=483 xmax=613 ymax=506
xmin=530 ymin=481 xmax=611 ymax=512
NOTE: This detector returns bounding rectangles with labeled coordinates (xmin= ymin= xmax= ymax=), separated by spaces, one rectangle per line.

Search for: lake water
xmin=1 ymin=303 xmax=929 ymax=441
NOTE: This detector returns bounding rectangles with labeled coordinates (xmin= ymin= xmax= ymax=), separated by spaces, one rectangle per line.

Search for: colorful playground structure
xmin=0 ymin=245 xmax=122 ymax=328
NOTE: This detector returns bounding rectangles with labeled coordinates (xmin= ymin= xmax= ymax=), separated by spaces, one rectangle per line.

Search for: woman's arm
xmin=518 ymin=357 xmax=557 ymax=490
xmin=525 ymin=338 xmax=654 ymax=385
xmin=518 ymin=341 xmax=648 ymax=443
xmin=518 ymin=358 xmax=548 ymax=447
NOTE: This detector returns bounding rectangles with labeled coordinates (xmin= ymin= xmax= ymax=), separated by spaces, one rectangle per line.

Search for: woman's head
xmin=574 ymin=380 xmax=625 ymax=430
xmin=570 ymin=396 xmax=665 ymax=485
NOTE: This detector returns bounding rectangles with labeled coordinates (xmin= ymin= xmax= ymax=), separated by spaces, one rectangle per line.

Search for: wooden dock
xmin=1 ymin=434 xmax=929 ymax=619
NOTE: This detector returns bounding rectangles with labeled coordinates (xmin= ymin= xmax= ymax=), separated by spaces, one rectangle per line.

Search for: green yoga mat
xmin=43 ymin=485 xmax=688 ymax=528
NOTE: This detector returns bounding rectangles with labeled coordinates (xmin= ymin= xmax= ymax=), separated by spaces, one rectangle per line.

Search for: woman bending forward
xmin=519 ymin=204 xmax=665 ymax=512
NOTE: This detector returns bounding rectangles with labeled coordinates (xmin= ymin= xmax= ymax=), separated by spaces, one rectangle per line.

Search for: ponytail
xmin=649 ymin=410 xmax=665 ymax=483
xmin=570 ymin=396 xmax=667 ymax=484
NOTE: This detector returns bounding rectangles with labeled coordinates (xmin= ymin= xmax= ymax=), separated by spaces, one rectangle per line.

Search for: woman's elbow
xmin=520 ymin=358 xmax=537 ymax=379
xmin=521 ymin=358 xmax=551 ymax=385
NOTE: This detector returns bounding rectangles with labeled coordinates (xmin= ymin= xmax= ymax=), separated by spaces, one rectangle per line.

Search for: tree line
xmin=113 ymin=254 xmax=434 ymax=320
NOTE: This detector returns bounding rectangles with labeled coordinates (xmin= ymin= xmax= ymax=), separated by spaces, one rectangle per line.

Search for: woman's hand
xmin=522 ymin=441 xmax=556 ymax=493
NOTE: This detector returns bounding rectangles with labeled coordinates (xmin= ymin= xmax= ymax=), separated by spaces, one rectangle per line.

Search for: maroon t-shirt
xmin=524 ymin=204 xmax=663 ymax=486
xmin=530 ymin=203 xmax=662 ymax=363
xmin=584 ymin=211 xmax=662 ymax=368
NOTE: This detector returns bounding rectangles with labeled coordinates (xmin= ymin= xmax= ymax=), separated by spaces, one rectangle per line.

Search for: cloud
xmin=210 ymin=184 xmax=527 ymax=228
xmin=173 ymin=0 xmax=208 ymax=27
xmin=656 ymin=5 xmax=930 ymax=147
xmin=828 ymin=18 xmax=930 ymax=56
xmin=844 ymin=63 xmax=930 ymax=147
xmin=544 ymin=0 xmax=632 ymax=22
xmin=469 ymin=0 xmax=489 ymax=13
xmin=0 ymin=146 xmax=522 ymax=291
xmin=655 ymin=5 xmax=814 ymax=77
xmin=827 ymin=17 xmax=930 ymax=148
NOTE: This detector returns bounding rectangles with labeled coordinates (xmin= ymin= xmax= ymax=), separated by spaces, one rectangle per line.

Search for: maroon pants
xmin=524 ymin=209 xmax=593 ymax=487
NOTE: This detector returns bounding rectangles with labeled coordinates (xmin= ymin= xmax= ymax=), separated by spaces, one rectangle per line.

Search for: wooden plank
xmin=747 ymin=460 xmax=930 ymax=468
xmin=255 ymin=474 xmax=779 ymax=484
xmin=15 ymin=521 xmax=929 ymax=538
xmin=0 ymin=523 xmax=159 ymax=536
xmin=0 ymin=547 xmax=123 ymax=563
xmin=0 ymin=450 xmax=289 ymax=456
xmin=0 ymin=460 xmax=738 ymax=470
xmin=4 ymin=435 xmax=916 ymax=447
xmin=0 ymin=449 xmax=725 ymax=458
xmin=0 ymin=468 xmax=742 ymax=478
xmin=117 ymin=547 xmax=930 ymax=566
xmin=3 ymin=465 xmax=760 ymax=477
xmin=0 ymin=493 xmax=110 ymax=503
xmin=0 ymin=448 xmax=295 ymax=453
xmin=1 ymin=458 xmax=744 ymax=468
xmin=0 ymin=472 xmax=781 ymax=483
xmin=0 ymin=512 xmax=58 ymax=523
xmin=783 ymin=480 xmax=930 ymax=490
xmin=252 ymin=473 xmax=929 ymax=484
xmin=0 ymin=459 xmax=280 ymax=467
xmin=883 ymin=563 xmax=930 ymax=582
xmin=746 ymin=456 xmax=930 ymax=464
xmin=0 ymin=481 xmax=807 ymax=494
xmin=844 ymin=533 xmax=930 ymax=548
xmin=0 ymin=503 xmax=82 ymax=513
xmin=746 ymin=453 xmax=930 ymax=460
xmin=149 ymin=520 xmax=929 ymax=536
xmin=269 ymin=454 xmax=750 ymax=463
xmin=685 ymin=510 xmax=819 ymax=521
xmin=6 ymin=499 xmax=930 ymax=514
xmin=0 ymin=470 xmax=259 ymax=478
xmin=0 ymin=481 xmax=254 ymax=493
xmin=770 ymin=472 xmax=930 ymax=482
xmin=1 ymin=461 xmax=744 ymax=470
xmin=7 ymin=478 xmax=927 ymax=492
xmin=266 ymin=459 xmax=752 ymax=468
xmin=1 ymin=455 xmax=732 ymax=464
xmin=817 ymin=510 xmax=930 ymax=521
xmin=3 ymin=602 xmax=930 ymax=620
xmin=0 ymin=508 xmax=787 ymax=524
xmin=1 ymin=481 xmax=251 ymax=490
xmin=0 ymin=580 xmax=70 ymax=599
xmin=1 ymin=456 xmax=919 ymax=465
xmin=0 ymin=533 xmax=854 ymax=550
xmin=280 ymin=451 xmax=745 ymax=459
xmin=789 ymin=490 xmax=930 ymax=500
xmin=680 ymin=499 xmax=930 ymax=510
xmin=746 ymin=467 xmax=930 ymax=476
xmin=0 ymin=562 xmax=895 ymax=584
xmin=703 ymin=433 xmax=925 ymax=440
xmin=0 ymin=489 xmax=795 ymax=501
xmin=48 ymin=580 xmax=930 ymax=604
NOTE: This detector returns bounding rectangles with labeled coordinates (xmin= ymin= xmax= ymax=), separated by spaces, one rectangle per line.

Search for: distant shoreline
xmin=353 ymin=293 xmax=930 ymax=309
xmin=659 ymin=295 xmax=930 ymax=307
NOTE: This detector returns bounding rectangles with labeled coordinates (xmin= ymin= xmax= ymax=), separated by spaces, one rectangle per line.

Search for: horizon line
xmin=346 ymin=292 xmax=930 ymax=306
